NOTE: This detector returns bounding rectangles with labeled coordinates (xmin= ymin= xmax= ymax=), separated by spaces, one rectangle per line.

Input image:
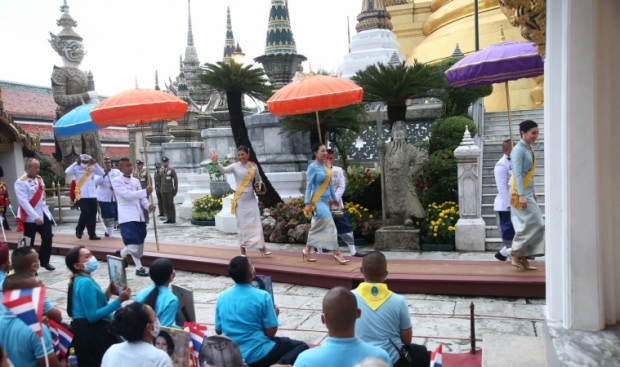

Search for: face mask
xmin=81 ymin=163 xmax=89 ymax=169
xmin=150 ymin=319 xmax=161 ymax=338
xmin=81 ymin=257 xmax=98 ymax=273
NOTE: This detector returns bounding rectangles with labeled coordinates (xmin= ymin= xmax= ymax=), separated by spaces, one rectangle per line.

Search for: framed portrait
xmin=171 ymin=284 xmax=196 ymax=327
xmin=106 ymin=255 xmax=127 ymax=296
xmin=252 ymin=274 xmax=274 ymax=303
xmin=154 ymin=326 xmax=191 ymax=367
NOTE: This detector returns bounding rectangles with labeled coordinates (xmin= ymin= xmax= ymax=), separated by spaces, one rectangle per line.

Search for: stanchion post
xmin=57 ymin=182 xmax=63 ymax=223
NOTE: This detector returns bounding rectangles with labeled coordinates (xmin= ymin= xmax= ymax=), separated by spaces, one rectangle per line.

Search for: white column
xmin=545 ymin=0 xmax=620 ymax=331
xmin=1 ymin=142 xmax=25 ymax=204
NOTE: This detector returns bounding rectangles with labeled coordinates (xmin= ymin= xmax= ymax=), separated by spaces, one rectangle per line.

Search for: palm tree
xmin=199 ymin=60 xmax=282 ymax=207
xmin=351 ymin=60 xmax=446 ymax=128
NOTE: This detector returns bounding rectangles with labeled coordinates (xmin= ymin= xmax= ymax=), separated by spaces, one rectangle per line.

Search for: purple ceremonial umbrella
xmin=444 ymin=41 xmax=544 ymax=142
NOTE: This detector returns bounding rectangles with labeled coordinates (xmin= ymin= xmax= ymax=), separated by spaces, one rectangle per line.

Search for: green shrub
xmin=191 ymin=195 xmax=222 ymax=221
xmin=420 ymin=201 xmax=460 ymax=244
xmin=428 ymin=116 xmax=477 ymax=154
xmin=265 ymin=197 xmax=310 ymax=224
xmin=191 ymin=210 xmax=218 ymax=221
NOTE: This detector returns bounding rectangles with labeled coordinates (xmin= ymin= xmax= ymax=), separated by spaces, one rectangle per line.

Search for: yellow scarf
xmin=510 ymin=148 xmax=537 ymax=210
xmin=231 ymin=163 xmax=255 ymax=215
xmin=304 ymin=164 xmax=331 ymax=217
xmin=75 ymin=165 xmax=94 ymax=201
xmin=356 ymin=283 xmax=393 ymax=311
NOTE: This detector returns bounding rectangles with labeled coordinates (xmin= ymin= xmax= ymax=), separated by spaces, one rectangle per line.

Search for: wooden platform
xmin=6 ymin=232 xmax=545 ymax=298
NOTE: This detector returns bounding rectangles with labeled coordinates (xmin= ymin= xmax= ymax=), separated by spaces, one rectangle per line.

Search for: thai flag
xmin=430 ymin=345 xmax=443 ymax=367
xmin=184 ymin=322 xmax=207 ymax=367
xmin=48 ymin=320 xmax=73 ymax=357
xmin=1 ymin=286 xmax=45 ymax=337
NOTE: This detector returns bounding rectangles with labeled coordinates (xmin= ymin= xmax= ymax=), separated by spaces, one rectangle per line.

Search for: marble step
xmin=482 ymin=193 xmax=546 ymax=205
xmin=482 ymin=165 xmax=544 ymax=177
xmin=484 ymin=237 xmax=504 ymax=251
xmin=483 ymin=174 xmax=544 ymax=185
xmin=482 ymin=203 xmax=545 ymax=215
xmin=483 ymin=212 xmax=546 ymax=226
xmin=482 ymin=158 xmax=545 ymax=168
xmin=486 ymin=225 xmax=501 ymax=239
xmin=483 ymin=142 xmax=544 ymax=153
xmin=482 ymin=334 xmax=547 ymax=367
xmin=483 ymin=183 xmax=547 ymax=195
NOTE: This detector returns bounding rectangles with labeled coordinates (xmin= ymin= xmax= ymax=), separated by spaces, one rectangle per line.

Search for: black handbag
xmin=390 ymin=340 xmax=430 ymax=367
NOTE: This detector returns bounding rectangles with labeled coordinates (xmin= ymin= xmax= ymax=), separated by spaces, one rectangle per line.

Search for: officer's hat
xmin=155 ymin=163 xmax=162 ymax=168
xmin=162 ymin=157 xmax=169 ymax=162
xmin=136 ymin=160 xmax=144 ymax=165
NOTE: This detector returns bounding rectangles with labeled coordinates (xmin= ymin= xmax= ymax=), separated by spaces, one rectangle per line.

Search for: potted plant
xmin=420 ymin=201 xmax=460 ymax=251
xmin=190 ymin=195 xmax=223 ymax=226
xmin=204 ymin=154 xmax=237 ymax=198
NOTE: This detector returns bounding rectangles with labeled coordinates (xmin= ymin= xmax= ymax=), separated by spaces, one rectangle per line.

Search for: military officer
xmin=154 ymin=162 xmax=165 ymax=218
xmin=65 ymin=153 xmax=105 ymax=240
xmin=133 ymin=160 xmax=153 ymax=222
xmin=95 ymin=157 xmax=122 ymax=237
xmin=159 ymin=157 xmax=178 ymax=224
xmin=112 ymin=157 xmax=156 ymax=277
xmin=14 ymin=158 xmax=55 ymax=271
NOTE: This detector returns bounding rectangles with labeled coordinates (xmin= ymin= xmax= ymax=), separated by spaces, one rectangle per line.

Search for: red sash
xmin=16 ymin=177 xmax=45 ymax=233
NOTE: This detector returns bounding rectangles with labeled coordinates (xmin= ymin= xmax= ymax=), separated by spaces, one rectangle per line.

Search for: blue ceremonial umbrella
xmin=53 ymin=103 xmax=101 ymax=137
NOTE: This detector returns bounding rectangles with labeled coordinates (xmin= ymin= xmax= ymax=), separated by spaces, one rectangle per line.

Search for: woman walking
xmin=210 ymin=146 xmax=271 ymax=257
xmin=302 ymin=143 xmax=350 ymax=265
xmin=509 ymin=120 xmax=545 ymax=270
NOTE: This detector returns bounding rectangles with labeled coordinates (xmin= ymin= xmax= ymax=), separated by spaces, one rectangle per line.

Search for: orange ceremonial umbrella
xmin=91 ymin=87 xmax=188 ymax=250
xmin=266 ymin=73 xmax=363 ymax=143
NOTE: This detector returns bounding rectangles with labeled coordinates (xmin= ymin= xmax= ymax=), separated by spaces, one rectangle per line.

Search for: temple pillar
xmin=545 ymin=0 xmax=620 ymax=364
xmin=454 ymin=127 xmax=485 ymax=252
xmin=0 ymin=142 xmax=25 ymax=205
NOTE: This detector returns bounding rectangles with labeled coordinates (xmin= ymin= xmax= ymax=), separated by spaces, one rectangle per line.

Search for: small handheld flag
xmin=430 ymin=344 xmax=443 ymax=367
xmin=48 ymin=320 xmax=73 ymax=357
xmin=184 ymin=322 xmax=207 ymax=367
xmin=2 ymin=286 xmax=46 ymax=337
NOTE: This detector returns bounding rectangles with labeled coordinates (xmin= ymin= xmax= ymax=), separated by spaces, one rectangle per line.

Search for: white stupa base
xmin=339 ymin=28 xmax=404 ymax=80
xmin=215 ymin=195 xmax=239 ymax=233
xmin=178 ymin=174 xmax=212 ymax=219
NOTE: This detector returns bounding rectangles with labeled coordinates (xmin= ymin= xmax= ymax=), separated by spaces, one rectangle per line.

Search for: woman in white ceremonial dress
xmin=509 ymin=120 xmax=545 ymax=270
xmin=210 ymin=146 xmax=271 ymax=257
xmin=302 ymin=143 xmax=350 ymax=265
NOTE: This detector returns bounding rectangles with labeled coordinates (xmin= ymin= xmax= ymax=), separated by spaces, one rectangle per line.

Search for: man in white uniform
xmin=112 ymin=157 xmax=156 ymax=277
xmin=14 ymin=158 xmax=55 ymax=271
xmin=493 ymin=140 xmax=515 ymax=261
xmin=65 ymin=153 xmax=104 ymax=240
xmin=325 ymin=150 xmax=362 ymax=257
xmin=95 ymin=157 xmax=122 ymax=237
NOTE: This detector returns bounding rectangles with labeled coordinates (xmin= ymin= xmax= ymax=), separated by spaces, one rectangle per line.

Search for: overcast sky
xmin=0 ymin=0 xmax=361 ymax=96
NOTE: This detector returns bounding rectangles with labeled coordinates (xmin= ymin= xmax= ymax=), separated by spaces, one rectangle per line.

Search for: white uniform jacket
xmin=14 ymin=173 xmax=52 ymax=222
xmin=493 ymin=154 xmax=512 ymax=212
xmin=330 ymin=165 xmax=346 ymax=210
xmin=65 ymin=162 xmax=104 ymax=199
xmin=111 ymin=175 xmax=150 ymax=224
xmin=95 ymin=169 xmax=122 ymax=202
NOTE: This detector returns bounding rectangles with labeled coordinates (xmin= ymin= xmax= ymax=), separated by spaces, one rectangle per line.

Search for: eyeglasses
xmin=80 ymin=161 xmax=90 ymax=164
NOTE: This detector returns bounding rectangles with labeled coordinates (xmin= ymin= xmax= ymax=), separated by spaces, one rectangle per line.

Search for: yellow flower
xmin=429 ymin=225 xmax=433 ymax=230
xmin=416 ymin=221 xmax=419 ymax=225
xmin=363 ymin=208 xmax=369 ymax=212
xmin=434 ymin=226 xmax=438 ymax=231
xmin=450 ymin=217 xmax=454 ymax=220
xmin=369 ymin=215 xmax=373 ymax=219
xmin=433 ymin=233 xmax=438 ymax=237
xmin=431 ymin=221 xmax=435 ymax=225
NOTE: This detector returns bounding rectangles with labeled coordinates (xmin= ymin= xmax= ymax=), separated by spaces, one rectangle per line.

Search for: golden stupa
xmin=386 ymin=0 xmax=543 ymax=112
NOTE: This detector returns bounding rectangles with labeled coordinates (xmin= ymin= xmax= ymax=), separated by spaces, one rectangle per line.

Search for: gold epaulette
xmin=37 ymin=175 xmax=42 ymax=178
xmin=20 ymin=176 xmax=27 ymax=181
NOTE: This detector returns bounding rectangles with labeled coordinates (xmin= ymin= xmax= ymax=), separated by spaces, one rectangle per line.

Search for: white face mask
xmin=150 ymin=319 xmax=161 ymax=338
xmin=81 ymin=163 xmax=89 ymax=169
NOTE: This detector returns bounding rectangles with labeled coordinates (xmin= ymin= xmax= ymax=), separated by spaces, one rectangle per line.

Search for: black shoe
xmin=42 ymin=264 xmax=56 ymax=271
xmin=495 ymin=252 xmax=507 ymax=261
xmin=104 ymin=233 xmax=110 ymax=237
xmin=89 ymin=236 xmax=101 ymax=240
xmin=114 ymin=250 xmax=129 ymax=268
xmin=158 ymin=214 xmax=166 ymax=217
xmin=163 ymin=220 xmax=172 ymax=224
xmin=313 ymin=248 xmax=331 ymax=253
xmin=75 ymin=228 xmax=83 ymax=239
xmin=136 ymin=267 xmax=149 ymax=277
xmin=353 ymin=253 xmax=366 ymax=257
xmin=169 ymin=220 xmax=176 ymax=224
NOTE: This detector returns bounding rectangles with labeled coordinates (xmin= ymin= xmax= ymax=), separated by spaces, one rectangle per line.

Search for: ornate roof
xmin=357 ymin=0 xmax=393 ymax=32
xmin=223 ymin=7 xmax=236 ymax=61
xmin=264 ymin=0 xmax=298 ymax=55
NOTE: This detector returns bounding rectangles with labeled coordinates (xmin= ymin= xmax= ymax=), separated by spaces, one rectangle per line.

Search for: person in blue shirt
xmin=134 ymin=258 xmax=179 ymax=327
xmin=215 ymin=256 xmax=308 ymax=367
xmin=294 ymin=286 xmax=393 ymax=367
xmin=352 ymin=251 xmax=429 ymax=367
xmin=0 ymin=274 xmax=59 ymax=367
xmin=65 ymin=246 xmax=132 ymax=367
xmin=6 ymin=246 xmax=62 ymax=323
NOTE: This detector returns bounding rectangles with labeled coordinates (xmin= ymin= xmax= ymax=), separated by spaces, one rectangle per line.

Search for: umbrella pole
xmin=141 ymin=124 xmax=160 ymax=251
xmin=315 ymin=111 xmax=322 ymax=144
xmin=505 ymin=81 xmax=514 ymax=145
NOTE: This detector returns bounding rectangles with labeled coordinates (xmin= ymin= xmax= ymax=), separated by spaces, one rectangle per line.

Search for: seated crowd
xmin=0 ymin=242 xmax=427 ymax=367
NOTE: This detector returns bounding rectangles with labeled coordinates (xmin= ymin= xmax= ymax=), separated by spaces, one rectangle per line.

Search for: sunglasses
xmin=80 ymin=161 xmax=90 ymax=164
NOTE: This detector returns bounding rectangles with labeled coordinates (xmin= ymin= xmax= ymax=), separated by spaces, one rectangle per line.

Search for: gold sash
xmin=510 ymin=151 xmax=537 ymax=210
xmin=231 ymin=163 xmax=255 ymax=215
xmin=304 ymin=164 xmax=332 ymax=217
xmin=356 ymin=283 xmax=393 ymax=311
xmin=75 ymin=165 xmax=94 ymax=201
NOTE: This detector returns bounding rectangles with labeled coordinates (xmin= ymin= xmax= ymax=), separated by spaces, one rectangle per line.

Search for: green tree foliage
xmin=417 ymin=116 xmax=477 ymax=205
xmin=351 ymin=60 xmax=446 ymax=126
xmin=434 ymin=57 xmax=493 ymax=118
xmin=199 ymin=60 xmax=282 ymax=207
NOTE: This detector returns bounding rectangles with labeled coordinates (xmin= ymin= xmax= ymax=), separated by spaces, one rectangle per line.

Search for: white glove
xmin=8 ymin=204 xmax=12 ymax=211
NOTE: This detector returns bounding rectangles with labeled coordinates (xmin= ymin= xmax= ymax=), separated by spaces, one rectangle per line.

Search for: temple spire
xmin=187 ymin=0 xmax=194 ymax=46
xmin=223 ymin=7 xmax=236 ymax=62
xmin=357 ymin=0 xmax=393 ymax=32
xmin=264 ymin=0 xmax=298 ymax=55
xmin=155 ymin=70 xmax=160 ymax=91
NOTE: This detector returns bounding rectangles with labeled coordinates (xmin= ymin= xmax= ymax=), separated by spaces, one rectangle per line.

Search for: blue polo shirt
xmin=215 ymin=283 xmax=279 ymax=364
xmin=0 ymin=308 xmax=54 ymax=367
xmin=135 ymin=284 xmax=179 ymax=327
xmin=353 ymin=286 xmax=412 ymax=364
xmin=0 ymin=273 xmax=54 ymax=314
xmin=293 ymin=337 xmax=392 ymax=367
xmin=71 ymin=275 xmax=121 ymax=322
